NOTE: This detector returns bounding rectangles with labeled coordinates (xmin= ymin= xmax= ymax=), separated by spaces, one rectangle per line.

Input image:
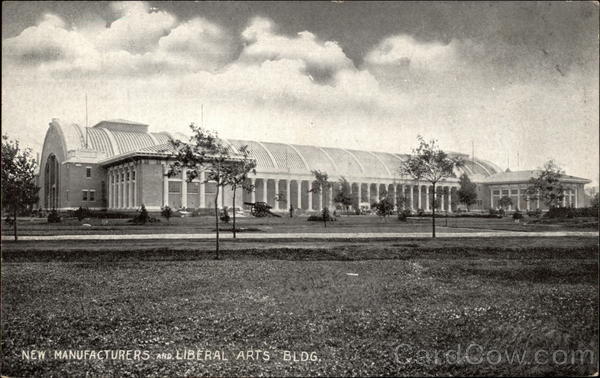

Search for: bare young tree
xmin=309 ymin=169 xmax=332 ymax=227
xmin=169 ymin=124 xmax=233 ymax=259
xmin=399 ymin=136 xmax=463 ymax=238
xmin=223 ymin=145 xmax=257 ymax=239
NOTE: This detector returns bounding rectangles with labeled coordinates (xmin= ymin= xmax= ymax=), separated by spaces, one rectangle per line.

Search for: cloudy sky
xmin=2 ymin=1 xmax=598 ymax=184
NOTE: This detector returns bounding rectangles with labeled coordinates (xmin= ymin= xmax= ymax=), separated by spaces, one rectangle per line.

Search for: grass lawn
xmin=2 ymin=214 xmax=598 ymax=237
xmin=1 ymin=237 xmax=598 ymax=376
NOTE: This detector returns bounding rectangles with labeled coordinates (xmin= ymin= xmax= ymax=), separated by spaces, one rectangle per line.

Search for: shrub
xmin=4 ymin=215 xmax=16 ymax=227
xmin=307 ymin=214 xmax=337 ymax=222
xmin=161 ymin=205 xmax=173 ymax=222
xmin=527 ymin=208 xmax=542 ymax=218
xmin=512 ymin=211 xmax=524 ymax=221
xmin=397 ymin=209 xmax=411 ymax=221
xmin=74 ymin=206 xmax=92 ymax=221
xmin=220 ymin=207 xmax=230 ymax=223
xmin=547 ymin=207 xmax=599 ymax=219
xmin=47 ymin=209 xmax=61 ymax=223
xmin=417 ymin=208 xmax=424 ymax=217
xmin=132 ymin=204 xmax=150 ymax=225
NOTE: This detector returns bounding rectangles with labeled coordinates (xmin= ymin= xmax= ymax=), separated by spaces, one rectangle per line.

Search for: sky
xmin=2 ymin=1 xmax=599 ymax=185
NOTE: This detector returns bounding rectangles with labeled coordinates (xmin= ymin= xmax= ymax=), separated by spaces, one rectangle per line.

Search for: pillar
xmin=250 ymin=178 xmax=256 ymax=203
xmin=199 ymin=171 xmax=206 ymax=208
xmin=366 ymin=184 xmax=371 ymax=204
xmin=526 ymin=194 xmax=530 ymax=211
xmin=297 ymin=180 xmax=302 ymax=209
xmin=417 ymin=185 xmax=422 ymax=210
xmin=562 ymin=190 xmax=566 ymax=207
xmin=133 ymin=168 xmax=137 ymax=208
xmin=329 ymin=185 xmax=333 ymax=208
xmin=162 ymin=165 xmax=169 ymax=207
xmin=357 ymin=183 xmax=362 ymax=206
xmin=575 ymin=186 xmax=578 ymax=208
xmin=401 ymin=185 xmax=405 ymax=209
xmin=536 ymin=190 xmax=540 ymax=209
xmin=274 ymin=179 xmax=280 ymax=210
xmin=447 ymin=187 xmax=453 ymax=213
xmin=128 ymin=168 xmax=133 ymax=208
xmin=517 ymin=186 xmax=521 ymax=211
xmin=440 ymin=187 xmax=445 ymax=211
xmin=181 ymin=167 xmax=188 ymax=209
xmin=286 ymin=179 xmax=291 ymax=210
xmin=262 ymin=179 xmax=267 ymax=202
xmin=308 ymin=182 xmax=313 ymax=210
xmin=374 ymin=184 xmax=379 ymax=202
xmin=409 ymin=185 xmax=414 ymax=210
xmin=490 ymin=187 xmax=494 ymax=208
xmin=425 ymin=186 xmax=430 ymax=211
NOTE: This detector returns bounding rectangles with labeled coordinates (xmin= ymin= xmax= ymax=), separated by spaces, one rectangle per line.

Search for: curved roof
xmin=48 ymin=118 xmax=500 ymax=180
xmin=49 ymin=119 xmax=184 ymax=159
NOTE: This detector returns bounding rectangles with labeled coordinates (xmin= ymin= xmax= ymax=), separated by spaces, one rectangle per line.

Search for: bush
xmin=397 ymin=209 xmax=411 ymax=221
xmin=4 ymin=215 xmax=16 ymax=227
xmin=546 ymin=207 xmax=599 ymax=219
xmin=161 ymin=205 xmax=173 ymax=222
xmin=74 ymin=206 xmax=92 ymax=221
xmin=132 ymin=204 xmax=150 ymax=224
xmin=307 ymin=214 xmax=337 ymax=222
xmin=220 ymin=208 xmax=230 ymax=223
xmin=512 ymin=211 xmax=524 ymax=221
xmin=527 ymin=208 xmax=542 ymax=218
xmin=47 ymin=209 xmax=61 ymax=223
xmin=417 ymin=208 xmax=424 ymax=217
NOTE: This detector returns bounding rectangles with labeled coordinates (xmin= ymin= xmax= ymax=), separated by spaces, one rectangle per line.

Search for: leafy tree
xmin=169 ymin=124 xmax=233 ymax=259
xmin=334 ymin=176 xmax=353 ymax=215
xmin=1 ymin=135 xmax=40 ymax=241
xmin=222 ymin=145 xmax=257 ymax=239
xmin=498 ymin=196 xmax=513 ymax=210
xmin=457 ymin=173 xmax=477 ymax=211
xmin=399 ymin=136 xmax=463 ymax=237
xmin=309 ymin=169 xmax=332 ymax=227
xmin=526 ymin=160 xmax=566 ymax=209
xmin=161 ymin=205 xmax=173 ymax=222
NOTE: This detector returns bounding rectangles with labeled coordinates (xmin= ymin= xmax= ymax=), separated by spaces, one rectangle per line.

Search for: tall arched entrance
xmin=44 ymin=154 xmax=59 ymax=209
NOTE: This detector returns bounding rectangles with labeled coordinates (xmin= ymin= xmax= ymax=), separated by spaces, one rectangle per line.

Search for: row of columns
xmin=108 ymin=164 xmax=137 ymax=209
xmin=246 ymin=178 xmax=457 ymax=212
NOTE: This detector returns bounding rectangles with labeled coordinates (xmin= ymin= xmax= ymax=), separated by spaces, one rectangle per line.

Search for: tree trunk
xmin=214 ymin=184 xmax=220 ymax=260
xmin=432 ymin=183 xmax=436 ymax=238
xmin=13 ymin=207 xmax=18 ymax=242
xmin=232 ymin=186 xmax=237 ymax=239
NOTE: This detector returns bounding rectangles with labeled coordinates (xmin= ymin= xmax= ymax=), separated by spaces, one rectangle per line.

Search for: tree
xmin=526 ymin=160 xmax=566 ymax=209
xmin=169 ymin=124 xmax=234 ymax=259
xmin=161 ymin=205 xmax=173 ymax=222
xmin=1 ymin=135 xmax=40 ymax=241
xmin=498 ymin=196 xmax=513 ymax=211
xmin=399 ymin=136 xmax=463 ymax=238
xmin=309 ymin=169 xmax=332 ymax=227
xmin=333 ymin=177 xmax=353 ymax=215
xmin=457 ymin=173 xmax=477 ymax=211
xmin=222 ymin=145 xmax=257 ymax=239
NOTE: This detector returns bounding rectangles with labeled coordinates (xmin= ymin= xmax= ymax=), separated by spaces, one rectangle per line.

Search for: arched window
xmin=44 ymin=154 xmax=59 ymax=209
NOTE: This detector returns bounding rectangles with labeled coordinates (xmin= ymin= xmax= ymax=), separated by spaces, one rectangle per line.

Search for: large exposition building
xmin=38 ymin=119 xmax=590 ymax=213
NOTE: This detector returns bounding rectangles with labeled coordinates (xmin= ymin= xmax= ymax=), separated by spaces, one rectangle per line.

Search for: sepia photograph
xmin=1 ymin=1 xmax=599 ymax=376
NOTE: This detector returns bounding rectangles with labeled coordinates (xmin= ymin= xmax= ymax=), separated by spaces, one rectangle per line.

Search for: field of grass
xmin=1 ymin=237 xmax=598 ymax=376
xmin=2 ymin=214 xmax=598 ymax=237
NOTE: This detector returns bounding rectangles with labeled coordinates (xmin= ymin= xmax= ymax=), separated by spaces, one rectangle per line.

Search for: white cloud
xmin=365 ymin=34 xmax=458 ymax=72
xmin=240 ymin=17 xmax=355 ymax=81
xmin=2 ymin=14 xmax=99 ymax=71
xmin=94 ymin=1 xmax=176 ymax=54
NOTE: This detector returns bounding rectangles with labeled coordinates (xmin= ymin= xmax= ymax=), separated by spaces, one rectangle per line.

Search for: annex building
xmin=38 ymin=119 xmax=591 ymax=213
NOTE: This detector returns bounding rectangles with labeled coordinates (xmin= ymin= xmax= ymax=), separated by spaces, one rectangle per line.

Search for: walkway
xmin=1 ymin=231 xmax=598 ymax=241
